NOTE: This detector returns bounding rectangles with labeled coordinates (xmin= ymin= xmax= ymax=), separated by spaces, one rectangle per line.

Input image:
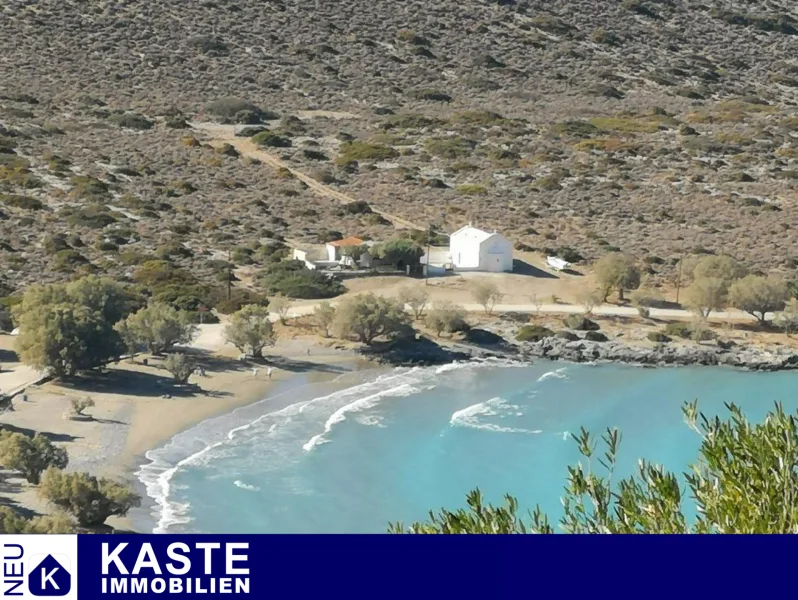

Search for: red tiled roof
xmin=328 ymin=236 xmax=365 ymax=247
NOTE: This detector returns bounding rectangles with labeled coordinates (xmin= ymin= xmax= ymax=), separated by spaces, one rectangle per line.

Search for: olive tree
xmin=593 ymin=253 xmax=640 ymax=302
xmin=224 ymin=305 xmax=275 ymax=358
xmin=775 ymin=299 xmax=798 ymax=337
xmin=424 ymin=301 xmax=467 ymax=337
xmin=398 ymin=286 xmax=430 ymax=320
xmin=390 ymin=402 xmax=798 ymax=533
xmin=269 ymin=295 xmax=292 ymax=325
xmin=163 ymin=353 xmax=195 ymax=384
xmin=38 ymin=468 xmax=141 ymax=527
xmin=13 ymin=277 xmax=133 ymax=377
xmin=728 ymin=275 xmax=789 ymax=325
xmin=686 ymin=255 xmax=747 ymax=285
xmin=0 ymin=431 xmax=69 ymax=484
xmin=333 ymin=294 xmax=410 ymax=345
xmin=115 ymin=302 xmax=197 ymax=355
xmin=684 ymin=276 xmax=727 ymax=320
xmin=471 ymin=281 xmax=503 ymax=315
xmin=313 ymin=302 xmax=336 ymax=337
xmin=0 ymin=507 xmax=75 ymax=534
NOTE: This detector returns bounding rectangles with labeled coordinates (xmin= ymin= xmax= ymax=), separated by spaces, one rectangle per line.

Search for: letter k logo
xmin=29 ymin=555 xmax=71 ymax=596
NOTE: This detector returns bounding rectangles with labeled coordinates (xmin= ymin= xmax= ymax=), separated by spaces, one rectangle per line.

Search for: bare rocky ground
xmin=2 ymin=0 xmax=798 ymax=296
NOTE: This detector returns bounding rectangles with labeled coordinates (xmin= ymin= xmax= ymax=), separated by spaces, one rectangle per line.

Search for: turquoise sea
xmin=136 ymin=360 xmax=798 ymax=533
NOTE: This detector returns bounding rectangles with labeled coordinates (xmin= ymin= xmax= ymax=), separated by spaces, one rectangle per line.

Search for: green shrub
xmin=66 ymin=206 xmax=116 ymax=229
xmin=664 ymin=322 xmax=693 ymax=339
xmin=584 ymin=331 xmax=609 ymax=342
xmin=258 ymin=261 xmax=344 ymax=299
xmin=648 ymin=331 xmax=671 ymax=343
xmin=38 ymin=468 xmax=140 ymax=527
xmin=341 ymin=200 xmax=372 ymax=215
xmin=414 ymin=89 xmax=452 ymax=102
xmin=556 ymin=330 xmax=579 ymax=341
xmin=515 ymin=325 xmax=554 ymax=342
xmin=336 ymin=141 xmax=398 ymax=164
xmin=0 ymin=194 xmax=43 ymax=210
xmin=563 ymin=315 xmax=600 ymax=331
xmin=208 ymin=98 xmax=277 ymax=123
xmin=69 ymin=175 xmax=109 ymax=200
xmin=251 ymin=131 xmax=291 ymax=148
xmin=424 ymin=137 xmax=475 ymax=159
xmin=108 ymin=113 xmax=153 ymax=130
xmin=456 ymin=184 xmax=488 ymax=196
xmin=52 ymin=249 xmax=89 ymax=271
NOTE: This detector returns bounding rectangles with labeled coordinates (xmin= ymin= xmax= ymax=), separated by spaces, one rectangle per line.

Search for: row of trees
xmin=12 ymin=276 xmax=201 ymax=377
xmin=591 ymin=252 xmax=793 ymax=326
xmin=390 ymin=402 xmax=798 ymax=533
xmin=306 ymin=289 xmax=472 ymax=345
xmin=0 ymin=429 xmax=139 ymax=532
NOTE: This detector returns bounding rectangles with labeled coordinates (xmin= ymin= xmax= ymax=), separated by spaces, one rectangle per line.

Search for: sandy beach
xmin=0 ymin=329 xmax=373 ymax=531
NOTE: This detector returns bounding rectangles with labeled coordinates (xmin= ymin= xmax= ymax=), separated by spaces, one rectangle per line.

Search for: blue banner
xmin=1 ymin=534 xmax=793 ymax=599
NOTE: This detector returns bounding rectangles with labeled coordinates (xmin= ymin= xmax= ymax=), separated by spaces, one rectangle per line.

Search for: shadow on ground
xmin=512 ymin=259 xmax=559 ymax=278
xmin=0 ymin=349 xmax=19 ymax=363
xmin=57 ymin=368 xmax=228 ymax=399
xmin=261 ymin=355 xmax=349 ymax=374
xmin=0 ymin=423 xmax=80 ymax=443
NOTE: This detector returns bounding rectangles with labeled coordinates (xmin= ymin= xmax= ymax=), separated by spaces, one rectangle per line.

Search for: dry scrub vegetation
xmin=2 ymin=0 xmax=798 ymax=304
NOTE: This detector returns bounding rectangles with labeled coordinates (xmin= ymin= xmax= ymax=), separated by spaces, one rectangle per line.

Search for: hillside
xmin=2 ymin=0 xmax=798 ymax=296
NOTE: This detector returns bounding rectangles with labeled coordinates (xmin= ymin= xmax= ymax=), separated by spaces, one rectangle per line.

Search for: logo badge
xmin=28 ymin=555 xmax=71 ymax=597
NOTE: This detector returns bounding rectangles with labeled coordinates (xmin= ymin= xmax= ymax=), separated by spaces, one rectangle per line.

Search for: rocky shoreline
xmin=519 ymin=336 xmax=798 ymax=372
xmin=360 ymin=330 xmax=798 ymax=372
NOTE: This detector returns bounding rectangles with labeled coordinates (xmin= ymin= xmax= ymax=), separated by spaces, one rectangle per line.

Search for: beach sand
xmin=0 ymin=331 xmax=371 ymax=531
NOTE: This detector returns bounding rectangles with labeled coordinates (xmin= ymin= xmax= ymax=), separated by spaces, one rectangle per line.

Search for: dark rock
xmin=464 ymin=328 xmax=507 ymax=347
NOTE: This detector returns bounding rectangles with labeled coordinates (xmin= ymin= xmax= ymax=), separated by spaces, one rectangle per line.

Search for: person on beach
xmin=267 ymin=367 xmax=273 ymax=379
xmin=252 ymin=367 xmax=258 ymax=377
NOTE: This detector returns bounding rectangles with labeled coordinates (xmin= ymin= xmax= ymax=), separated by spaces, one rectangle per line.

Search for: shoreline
xmin=3 ymin=318 xmax=798 ymax=532
xmin=0 ymin=336 xmax=380 ymax=532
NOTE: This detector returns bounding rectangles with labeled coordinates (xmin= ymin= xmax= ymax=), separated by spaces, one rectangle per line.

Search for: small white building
xmin=449 ymin=225 xmax=513 ymax=273
xmin=325 ymin=237 xmax=366 ymax=264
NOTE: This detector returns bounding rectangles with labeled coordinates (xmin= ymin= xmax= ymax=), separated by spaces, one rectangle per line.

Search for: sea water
xmin=136 ymin=360 xmax=798 ymax=533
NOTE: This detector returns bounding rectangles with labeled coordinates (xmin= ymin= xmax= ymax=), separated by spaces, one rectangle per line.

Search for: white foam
xmin=136 ymin=440 xmax=224 ymax=534
xmin=537 ymin=367 xmax=568 ymax=382
xmin=302 ymin=383 xmax=419 ymax=452
xmin=450 ymin=397 xmax=541 ymax=435
xmin=233 ymin=480 xmax=260 ymax=492
xmin=137 ymin=358 xmax=531 ymax=532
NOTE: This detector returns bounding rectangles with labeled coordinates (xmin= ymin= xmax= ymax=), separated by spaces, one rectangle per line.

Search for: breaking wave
xmin=450 ymin=397 xmax=542 ymax=435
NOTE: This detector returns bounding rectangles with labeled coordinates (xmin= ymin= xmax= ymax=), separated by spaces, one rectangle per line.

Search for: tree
xmin=775 ymin=299 xmax=798 ymax=337
xmin=70 ymin=397 xmax=95 ymax=417
xmin=0 ymin=507 xmax=75 ymax=534
xmin=471 ymin=281 xmax=503 ymax=315
xmin=728 ymin=275 xmax=789 ymax=325
xmin=38 ymin=468 xmax=141 ymax=527
xmin=13 ymin=277 xmax=132 ymax=377
xmin=313 ymin=302 xmax=336 ymax=337
xmin=424 ymin=301 xmax=467 ymax=337
xmin=684 ymin=276 xmax=727 ymax=319
xmin=333 ymin=294 xmax=410 ymax=344
xmin=373 ymin=239 xmax=424 ymax=267
xmin=687 ymin=255 xmax=747 ymax=285
xmin=390 ymin=402 xmax=798 ymax=533
xmin=576 ymin=287 xmax=601 ymax=315
xmin=398 ymin=286 xmax=430 ymax=320
xmin=0 ymin=431 xmax=69 ymax=484
xmin=163 ymin=353 xmax=195 ymax=384
xmin=269 ymin=294 xmax=292 ymax=325
xmin=593 ymin=253 xmax=640 ymax=302
xmin=115 ymin=302 xmax=197 ymax=355
xmin=224 ymin=305 xmax=275 ymax=358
